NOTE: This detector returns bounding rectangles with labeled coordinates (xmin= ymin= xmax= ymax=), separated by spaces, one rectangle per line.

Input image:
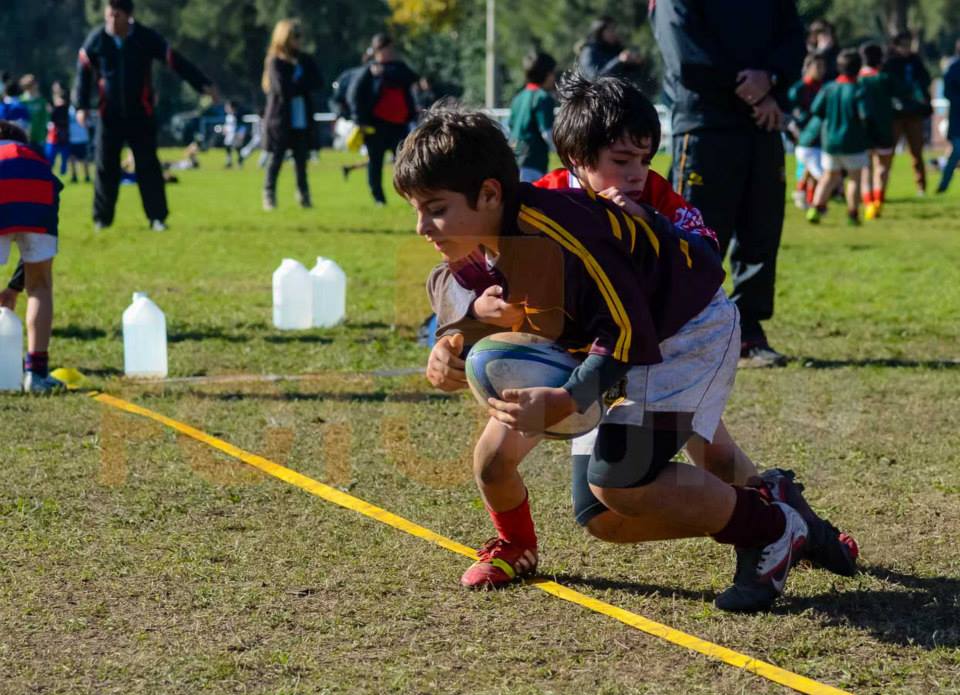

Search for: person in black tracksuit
xmin=348 ymin=34 xmax=418 ymax=205
xmin=651 ymin=0 xmax=805 ymax=367
xmin=74 ymin=0 xmax=213 ymax=230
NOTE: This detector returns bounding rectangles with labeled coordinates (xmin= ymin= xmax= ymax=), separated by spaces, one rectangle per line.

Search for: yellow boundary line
xmin=92 ymin=392 xmax=852 ymax=695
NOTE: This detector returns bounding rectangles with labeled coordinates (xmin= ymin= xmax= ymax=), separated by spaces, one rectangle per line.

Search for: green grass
xmin=1 ymin=148 xmax=959 ymax=694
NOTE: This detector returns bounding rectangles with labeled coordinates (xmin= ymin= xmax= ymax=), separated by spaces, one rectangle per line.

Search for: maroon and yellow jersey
xmin=429 ymin=184 xmax=724 ymax=365
xmin=534 ymin=168 xmax=720 ymax=250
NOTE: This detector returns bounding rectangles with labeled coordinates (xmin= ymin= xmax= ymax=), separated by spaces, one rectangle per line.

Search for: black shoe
xmin=759 ymin=469 xmax=859 ymax=577
xmin=739 ymin=342 xmax=788 ymax=368
xmin=342 ymin=165 xmax=351 ymax=181
xmin=715 ymin=503 xmax=808 ymax=613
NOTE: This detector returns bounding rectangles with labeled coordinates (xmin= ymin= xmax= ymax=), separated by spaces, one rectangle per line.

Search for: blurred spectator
xmin=67 ymin=105 xmax=91 ymax=183
xmin=413 ymin=75 xmax=438 ymax=114
xmin=45 ymin=82 xmax=71 ymax=176
xmin=261 ymin=18 xmax=321 ymax=210
xmin=807 ymin=19 xmax=839 ymax=81
xmin=222 ymin=100 xmax=246 ymax=168
xmin=884 ymin=30 xmax=932 ymax=195
xmin=807 ymin=49 xmax=870 ymax=226
xmin=330 ymin=50 xmax=371 ymax=180
xmin=508 ymin=50 xmax=557 ymax=182
xmin=576 ymin=16 xmax=644 ymax=81
xmin=787 ymin=54 xmax=826 ymax=209
xmin=0 ymin=76 xmax=30 ymax=133
xmin=348 ymin=33 xmax=418 ymax=205
xmin=330 ymin=50 xmax=371 ymax=119
xmin=858 ymin=42 xmax=898 ymax=218
xmin=936 ymin=39 xmax=960 ymax=193
xmin=18 ymin=74 xmax=48 ymax=151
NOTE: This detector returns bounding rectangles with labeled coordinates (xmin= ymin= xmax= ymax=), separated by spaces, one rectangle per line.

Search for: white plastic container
xmin=123 ymin=292 xmax=168 ymax=378
xmin=309 ymin=256 xmax=346 ymax=328
xmin=0 ymin=307 xmax=23 ymax=391
xmin=273 ymin=258 xmax=313 ymax=330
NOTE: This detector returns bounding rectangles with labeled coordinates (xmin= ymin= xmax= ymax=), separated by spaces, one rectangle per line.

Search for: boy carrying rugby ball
xmin=398 ymin=102 xmax=855 ymax=612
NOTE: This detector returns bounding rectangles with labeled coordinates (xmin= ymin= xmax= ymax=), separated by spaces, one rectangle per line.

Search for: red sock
xmin=488 ymin=493 xmax=537 ymax=549
xmin=876 ymin=189 xmax=885 ymax=204
xmin=862 ymin=190 xmax=873 ymax=205
xmin=712 ymin=487 xmax=785 ymax=548
xmin=805 ymin=180 xmax=816 ymax=204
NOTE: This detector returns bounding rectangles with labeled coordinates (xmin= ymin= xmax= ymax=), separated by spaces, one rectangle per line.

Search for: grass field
xmin=2 ymin=147 xmax=959 ymax=694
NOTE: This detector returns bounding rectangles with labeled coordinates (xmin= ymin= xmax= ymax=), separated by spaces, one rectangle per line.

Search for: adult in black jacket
xmin=884 ymin=31 xmax=932 ymax=195
xmin=576 ymin=16 xmax=644 ymax=82
xmin=348 ymin=34 xmax=418 ymax=205
xmin=652 ymin=0 xmax=804 ymax=368
xmin=261 ymin=18 xmax=321 ymax=210
xmin=74 ymin=0 xmax=214 ymax=231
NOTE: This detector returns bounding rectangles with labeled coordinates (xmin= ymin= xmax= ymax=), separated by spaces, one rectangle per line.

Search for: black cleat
xmin=760 ymin=468 xmax=859 ymax=577
xmin=716 ymin=503 xmax=808 ymax=613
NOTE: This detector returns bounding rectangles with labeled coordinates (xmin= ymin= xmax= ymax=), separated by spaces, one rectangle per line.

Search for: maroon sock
xmin=25 ymin=351 xmax=49 ymax=378
xmin=488 ymin=492 xmax=537 ymax=549
xmin=712 ymin=486 xmax=786 ymax=548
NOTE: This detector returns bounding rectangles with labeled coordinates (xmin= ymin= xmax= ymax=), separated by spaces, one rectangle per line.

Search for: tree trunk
xmin=890 ymin=0 xmax=910 ymax=34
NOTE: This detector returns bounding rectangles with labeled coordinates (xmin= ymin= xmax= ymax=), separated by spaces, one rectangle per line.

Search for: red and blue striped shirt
xmin=0 ymin=140 xmax=62 ymax=237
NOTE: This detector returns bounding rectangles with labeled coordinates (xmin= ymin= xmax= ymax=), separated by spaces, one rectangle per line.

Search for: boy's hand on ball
xmin=487 ymin=387 xmax=576 ymax=434
xmin=472 ymin=285 xmax=525 ymax=328
xmin=426 ymin=333 xmax=467 ymax=391
xmin=598 ymin=187 xmax=654 ymax=224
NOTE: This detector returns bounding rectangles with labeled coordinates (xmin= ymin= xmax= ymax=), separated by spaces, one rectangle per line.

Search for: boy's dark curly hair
xmin=553 ymin=70 xmax=660 ymax=171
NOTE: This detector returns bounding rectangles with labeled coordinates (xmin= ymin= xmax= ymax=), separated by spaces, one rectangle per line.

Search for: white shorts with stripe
xmin=571 ymin=289 xmax=740 ymax=456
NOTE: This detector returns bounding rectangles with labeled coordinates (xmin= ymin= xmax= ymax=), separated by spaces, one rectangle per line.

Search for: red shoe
xmin=460 ymin=537 xmax=538 ymax=589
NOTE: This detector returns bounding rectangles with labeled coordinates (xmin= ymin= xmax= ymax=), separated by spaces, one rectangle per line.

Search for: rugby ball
xmin=465 ymin=332 xmax=602 ymax=439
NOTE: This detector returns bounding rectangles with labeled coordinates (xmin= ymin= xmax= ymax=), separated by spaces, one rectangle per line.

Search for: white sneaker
xmin=792 ymin=189 xmax=808 ymax=210
xmin=23 ymin=372 xmax=66 ymax=394
xmin=150 ymin=219 xmax=167 ymax=232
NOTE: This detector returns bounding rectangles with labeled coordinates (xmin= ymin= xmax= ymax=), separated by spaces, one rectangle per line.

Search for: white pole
xmin=485 ymin=0 xmax=496 ymax=109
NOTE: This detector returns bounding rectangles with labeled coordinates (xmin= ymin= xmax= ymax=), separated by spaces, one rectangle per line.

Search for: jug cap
xmin=132 ymin=291 xmax=148 ymax=302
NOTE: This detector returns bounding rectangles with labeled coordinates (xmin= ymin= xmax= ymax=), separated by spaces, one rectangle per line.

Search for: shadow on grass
xmin=797 ymin=356 xmax=960 ymax=370
xmin=52 ymin=325 xmax=108 ymax=340
xmin=263 ymin=334 xmax=335 ymax=344
xmin=545 ymin=566 xmax=959 ymax=648
xmin=176 ymin=389 xmax=457 ymax=403
xmin=782 ymin=564 xmax=960 ymax=648
xmin=169 ymin=328 xmax=253 ymax=343
xmin=81 ymin=367 xmax=124 ymax=377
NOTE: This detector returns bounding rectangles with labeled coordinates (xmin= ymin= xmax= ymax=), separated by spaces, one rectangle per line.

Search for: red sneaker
xmin=460 ymin=538 xmax=538 ymax=589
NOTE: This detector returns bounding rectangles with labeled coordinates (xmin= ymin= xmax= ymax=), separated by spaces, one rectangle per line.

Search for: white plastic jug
xmin=273 ymin=258 xmax=313 ymax=330
xmin=123 ymin=292 xmax=168 ymax=378
xmin=0 ymin=307 xmax=23 ymax=391
xmin=309 ymin=256 xmax=346 ymax=328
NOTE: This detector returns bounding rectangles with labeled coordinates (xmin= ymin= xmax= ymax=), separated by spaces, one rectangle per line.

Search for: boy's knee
xmin=584 ymin=510 xmax=632 ymax=543
xmin=473 ymin=447 xmax=520 ymax=485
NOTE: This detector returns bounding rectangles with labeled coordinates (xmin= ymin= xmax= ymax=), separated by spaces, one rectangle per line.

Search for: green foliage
xmin=5 ymin=0 xmax=960 ymax=114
